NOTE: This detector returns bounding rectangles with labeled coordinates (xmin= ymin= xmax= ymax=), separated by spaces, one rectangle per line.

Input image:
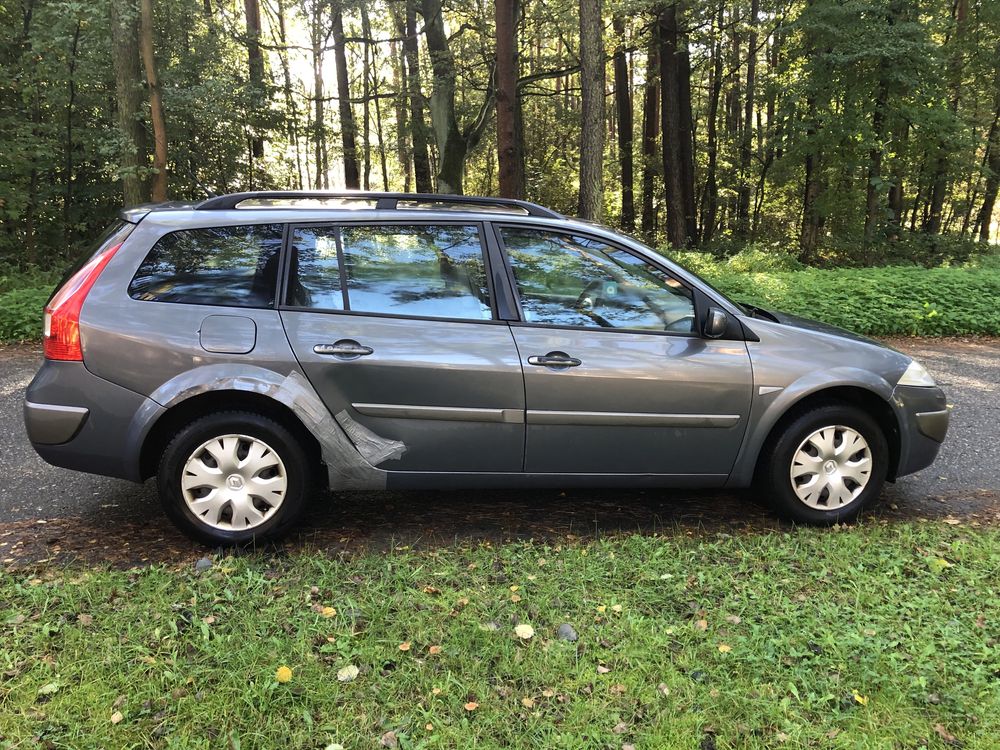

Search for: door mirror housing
xmin=703 ymin=306 xmax=728 ymax=338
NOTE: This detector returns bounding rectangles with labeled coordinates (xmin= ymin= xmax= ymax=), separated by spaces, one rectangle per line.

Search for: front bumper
xmin=892 ymin=384 xmax=950 ymax=478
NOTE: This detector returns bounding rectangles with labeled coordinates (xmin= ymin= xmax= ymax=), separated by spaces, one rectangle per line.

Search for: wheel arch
xmin=140 ymin=389 xmax=324 ymax=483
xmin=728 ymin=377 xmax=902 ymax=487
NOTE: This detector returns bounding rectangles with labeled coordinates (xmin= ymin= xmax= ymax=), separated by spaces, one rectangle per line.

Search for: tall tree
xmin=612 ymin=15 xmax=634 ymax=229
xmin=975 ymin=43 xmax=1000 ymax=242
xmin=578 ymin=0 xmax=604 ymax=220
xmin=419 ymin=0 xmax=495 ymax=194
xmin=109 ymin=0 xmax=146 ymax=206
xmin=404 ymin=0 xmax=433 ymax=192
xmin=244 ymin=0 xmax=265 ymax=164
xmin=496 ymin=0 xmax=525 ymax=198
xmin=659 ymin=3 xmax=696 ymax=246
xmin=640 ymin=29 xmax=659 ymax=237
xmin=139 ymin=0 xmax=167 ymax=201
xmin=735 ymin=0 xmax=759 ymax=236
xmin=331 ymin=2 xmax=360 ymax=189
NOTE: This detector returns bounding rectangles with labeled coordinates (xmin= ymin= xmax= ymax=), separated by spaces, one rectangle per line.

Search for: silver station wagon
xmin=24 ymin=192 xmax=950 ymax=544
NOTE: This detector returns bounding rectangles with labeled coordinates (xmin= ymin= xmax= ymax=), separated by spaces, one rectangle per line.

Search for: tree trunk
xmin=360 ymin=4 xmax=373 ymax=190
xmin=612 ymin=15 xmax=634 ymax=229
xmin=659 ymin=3 xmax=696 ymax=247
xmin=389 ymin=18 xmax=411 ymax=191
xmin=735 ymin=0 xmax=759 ymax=236
xmin=578 ymin=0 xmax=604 ymax=220
xmin=405 ymin=0 xmax=433 ymax=192
xmin=495 ymin=0 xmax=525 ymax=198
xmin=311 ymin=7 xmax=328 ymax=189
xmin=864 ymin=1 xmax=897 ymax=250
xmin=700 ymin=0 xmax=723 ymax=243
xmin=925 ymin=0 xmax=968 ymax=234
xmin=64 ymin=18 xmax=81 ymax=235
xmin=640 ymin=31 xmax=659 ymax=238
xmin=244 ymin=0 xmax=265 ymax=160
xmin=275 ymin=0 xmax=303 ymax=189
xmin=331 ymin=3 xmax=360 ymax=189
xmin=975 ymin=45 xmax=1000 ymax=242
xmin=420 ymin=0 xmax=495 ymax=194
xmin=139 ymin=0 xmax=168 ymax=201
xmin=109 ymin=0 xmax=146 ymax=206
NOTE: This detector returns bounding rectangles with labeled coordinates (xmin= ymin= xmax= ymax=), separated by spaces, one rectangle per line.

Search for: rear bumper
xmin=24 ymin=360 xmax=163 ymax=482
xmin=892 ymin=385 xmax=949 ymax=478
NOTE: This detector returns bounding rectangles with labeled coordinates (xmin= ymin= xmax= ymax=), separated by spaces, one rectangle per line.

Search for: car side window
xmin=289 ymin=224 xmax=493 ymax=321
xmin=128 ymin=224 xmax=283 ymax=308
xmin=500 ymin=227 xmax=696 ymax=333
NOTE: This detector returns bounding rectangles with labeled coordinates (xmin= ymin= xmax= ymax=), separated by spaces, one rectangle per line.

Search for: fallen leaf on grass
xmin=510 ymin=594 xmax=522 ymax=602
xmin=657 ymin=683 xmax=670 ymax=696
xmin=337 ymin=664 xmax=360 ymax=683
xmin=398 ymin=641 xmax=411 ymax=651
xmin=927 ymin=557 xmax=953 ymax=574
xmin=597 ymin=665 xmax=611 ymax=674
xmin=428 ymin=645 xmax=442 ymax=655
xmin=321 ymin=606 xmax=336 ymax=618
xmin=933 ymin=724 xmax=962 ymax=746
xmin=612 ymin=722 xmax=628 ymax=734
xmin=110 ymin=710 xmax=124 ymax=725
xmin=521 ymin=696 xmax=535 ymax=708
xmin=379 ymin=730 xmax=398 ymax=748
xmin=718 ymin=644 xmax=732 ymax=653
xmin=425 ymin=723 xmax=433 ymax=731
xmin=852 ymin=690 xmax=868 ymax=705
xmin=275 ymin=666 xmax=292 ymax=684
xmin=514 ymin=624 xmax=535 ymax=639
xmin=464 ymin=701 xmax=479 ymax=711
xmin=725 ymin=615 xmax=741 ymax=625
xmin=77 ymin=614 xmax=93 ymax=626
xmin=695 ymin=619 xmax=708 ymax=631
xmin=611 ymin=604 xmax=623 ymax=613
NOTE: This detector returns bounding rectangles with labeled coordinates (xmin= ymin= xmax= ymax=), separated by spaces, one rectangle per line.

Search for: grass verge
xmin=1 ymin=523 xmax=998 ymax=748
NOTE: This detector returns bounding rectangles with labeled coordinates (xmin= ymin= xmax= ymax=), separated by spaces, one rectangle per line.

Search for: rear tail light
xmin=43 ymin=242 xmax=123 ymax=361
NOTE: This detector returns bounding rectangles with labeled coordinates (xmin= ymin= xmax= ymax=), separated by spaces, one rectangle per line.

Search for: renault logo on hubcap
xmin=823 ymin=460 xmax=838 ymax=475
xmin=227 ymin=474 xmax=245 ymax=491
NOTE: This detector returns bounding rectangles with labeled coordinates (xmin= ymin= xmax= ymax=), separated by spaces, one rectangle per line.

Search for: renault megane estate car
xmin=24 ymin=191 xmax=950 ymax=544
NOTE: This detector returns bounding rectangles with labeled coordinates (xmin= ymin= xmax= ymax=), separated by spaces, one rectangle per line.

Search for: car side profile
xmin=24 ymin=191 xmax=950 ymax=544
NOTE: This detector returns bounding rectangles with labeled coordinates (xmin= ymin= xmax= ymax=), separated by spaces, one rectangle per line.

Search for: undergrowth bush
xmin=0 ymin=286 xmax=50 ymax=342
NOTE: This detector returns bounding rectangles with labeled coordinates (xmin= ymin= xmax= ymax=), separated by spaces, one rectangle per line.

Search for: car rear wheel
xmin=157 ymin=411 xmax=312 ymax=545
xmin=757 ymin=403 xmax=888 ymax=525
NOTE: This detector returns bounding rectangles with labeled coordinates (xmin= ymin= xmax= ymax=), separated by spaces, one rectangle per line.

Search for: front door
xmin=281 ymin=222 xmax=524 ymax=473
xmin=497 ymin=225 xmax=753 ymax=477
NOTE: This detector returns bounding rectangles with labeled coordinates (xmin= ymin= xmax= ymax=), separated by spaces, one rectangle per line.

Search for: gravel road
xmin=1 ymin=338 xmax=997 ymax=567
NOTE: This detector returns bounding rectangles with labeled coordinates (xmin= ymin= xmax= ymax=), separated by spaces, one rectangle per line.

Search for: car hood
xmin=758 ymin=308 xmax=894 ymax=350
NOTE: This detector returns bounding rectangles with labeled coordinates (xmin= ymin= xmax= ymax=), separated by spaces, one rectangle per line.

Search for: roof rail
xmin=195 ymin=191 xmax=564 ymax=219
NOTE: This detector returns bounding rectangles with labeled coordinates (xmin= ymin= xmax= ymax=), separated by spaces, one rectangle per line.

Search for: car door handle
xmin=313 ymin=340 xmax=374 ymax=359
xmin=527 ymin=352 xmax=582 ymax=368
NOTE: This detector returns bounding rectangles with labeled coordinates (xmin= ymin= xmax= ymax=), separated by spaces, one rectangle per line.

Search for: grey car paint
xmin=24 ymin=200 xmax=949 ymax=498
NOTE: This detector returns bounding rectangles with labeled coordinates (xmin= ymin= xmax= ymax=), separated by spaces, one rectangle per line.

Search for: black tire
xmin=756 ymin=403 xmax=888 ymax=525
xmin=157 ymin=411 xmax=312 ymax=545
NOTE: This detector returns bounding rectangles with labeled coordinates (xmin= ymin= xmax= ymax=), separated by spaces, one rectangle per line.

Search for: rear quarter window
xmin=128 ymin=224 xmax=283 ymax=308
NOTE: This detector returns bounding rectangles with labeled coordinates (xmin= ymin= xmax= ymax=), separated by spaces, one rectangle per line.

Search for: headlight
xmin=898 ymin=359 xmax=936 ymax=387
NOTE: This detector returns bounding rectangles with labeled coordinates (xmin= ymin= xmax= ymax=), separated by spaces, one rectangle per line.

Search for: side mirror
xmin=703 ymin=306 xmax=728 ymax=338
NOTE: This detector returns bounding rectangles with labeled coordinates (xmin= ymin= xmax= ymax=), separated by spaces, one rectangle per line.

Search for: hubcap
xmin=181 ymin=434 xmax=287 ymax=531
xmin=789 ymin=425 xmax=872 ymax=510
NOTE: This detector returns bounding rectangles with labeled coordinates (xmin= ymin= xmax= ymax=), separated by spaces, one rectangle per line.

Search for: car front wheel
xmin=157 ymin=411 xmax=312 ymax=545
xmin=758 ymin=403 xmax=888 ymax=525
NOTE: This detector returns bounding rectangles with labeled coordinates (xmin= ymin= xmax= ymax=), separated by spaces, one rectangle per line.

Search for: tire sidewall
xmin=764 ymin=404 xmax=888 ymax=525
xmin=158 ymin=412 xmax=310 ymax=545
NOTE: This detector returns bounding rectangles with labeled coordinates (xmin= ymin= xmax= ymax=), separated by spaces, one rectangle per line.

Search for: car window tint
xmin=291 ymin=225 xmax=493 ymax=321
xmin=501 ymin=227 xmax=695 ymax=332
xmin=128 ymin=224 xmax=283 ymax=308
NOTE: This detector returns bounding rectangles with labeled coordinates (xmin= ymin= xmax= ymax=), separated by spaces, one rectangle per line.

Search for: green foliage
xmin=691 ymin=261 xmax=1000 ymax=336
xmin=0 ymin=286 xmax=50 ymax=342
xmin=1 ymin=524 xmax=997 ymax=746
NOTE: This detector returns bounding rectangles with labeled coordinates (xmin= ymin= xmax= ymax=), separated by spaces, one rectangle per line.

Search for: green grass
xmin=2 ymin=523 xmax=998 ymax=748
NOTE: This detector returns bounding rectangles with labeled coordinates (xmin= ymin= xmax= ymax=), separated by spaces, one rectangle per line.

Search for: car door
xmin=496 ymin=224 xmax=753 ymax=478
xmin=280 ymin=221 xmax=525 ymax=473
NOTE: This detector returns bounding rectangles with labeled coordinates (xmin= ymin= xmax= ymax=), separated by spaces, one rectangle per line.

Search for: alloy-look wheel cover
xmin=181 ymin=434 xmax=287 ymax=531
xmin=789 ymin=425 xmax=873 ymax=510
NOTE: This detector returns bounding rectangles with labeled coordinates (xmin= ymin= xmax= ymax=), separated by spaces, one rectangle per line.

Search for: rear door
xmin=496 ymin=224 xmax=753 ymax=478
xmin=280 ymin=221 xmax=525 ymax=472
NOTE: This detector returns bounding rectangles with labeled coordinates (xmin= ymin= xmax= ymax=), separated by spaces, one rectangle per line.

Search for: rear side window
xmin=128 ymin=224 xmax=283 ymax=308
xmin=288 ymin=224 xmax=493 ymax=321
